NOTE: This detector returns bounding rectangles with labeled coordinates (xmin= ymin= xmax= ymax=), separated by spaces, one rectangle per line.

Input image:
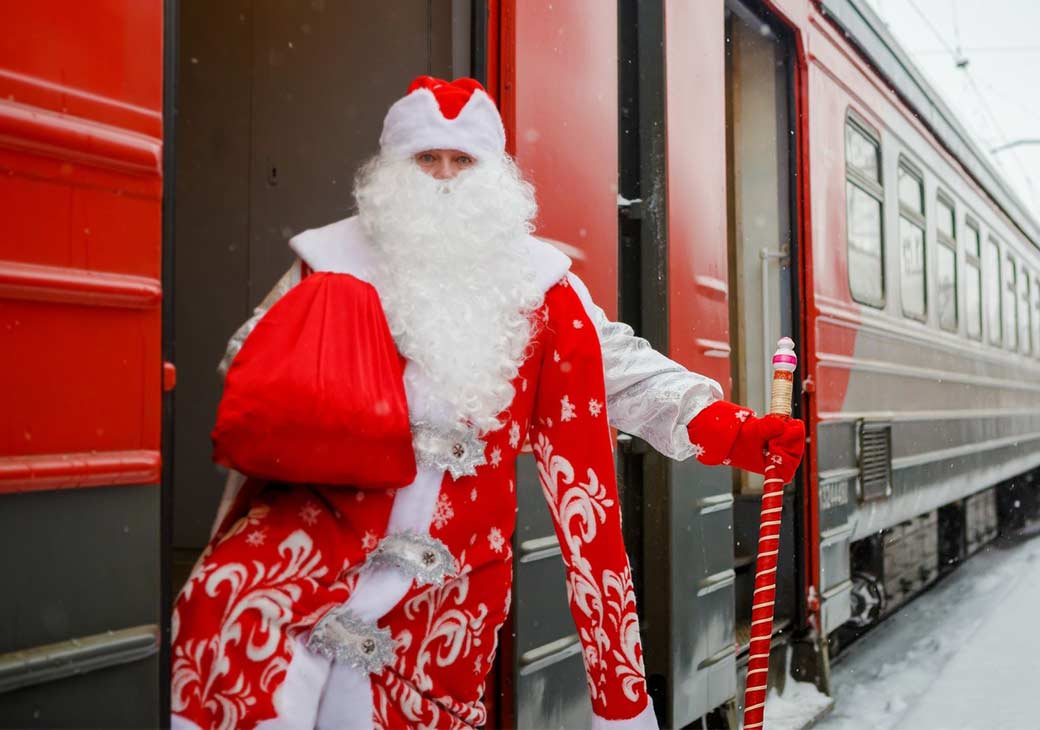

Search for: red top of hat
xmin=407 ymin=76 xmax=488 ymax=120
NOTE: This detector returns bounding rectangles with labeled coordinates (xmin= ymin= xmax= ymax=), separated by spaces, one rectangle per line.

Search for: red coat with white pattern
xmin=170 ymin=277 xmax=650 ymax=729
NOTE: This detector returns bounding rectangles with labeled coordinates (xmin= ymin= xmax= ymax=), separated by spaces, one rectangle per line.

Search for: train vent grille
xmin=858 ymin=421 xmax=892 ymax=502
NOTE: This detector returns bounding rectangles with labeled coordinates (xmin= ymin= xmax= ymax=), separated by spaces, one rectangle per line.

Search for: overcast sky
xmin=863 ymin=0 xmax=1040 ymax=222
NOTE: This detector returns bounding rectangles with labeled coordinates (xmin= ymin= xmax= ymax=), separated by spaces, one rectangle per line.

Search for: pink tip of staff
xmin=771 ymin=337 xmax=797 ymax=372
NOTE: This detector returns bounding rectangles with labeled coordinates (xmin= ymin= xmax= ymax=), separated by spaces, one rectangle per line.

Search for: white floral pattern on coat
xmin=171 ymin=530 xmax=336 ymax=730
xmin=526 ymin=280 xmax=651 ymax=723
xmin=533 ymin=433 xmax=619 ymax=700
xmin=374 ymin=549 xmax=490 ymax=729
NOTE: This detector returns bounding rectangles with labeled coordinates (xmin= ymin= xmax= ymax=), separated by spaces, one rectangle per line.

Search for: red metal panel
xmin=0 ymin=2 xmax=163 ymax=136
xmin=0 ymin=450 xmax=161 ymax=493
xmin=0 ymin=260 xmax=161 ymax=308
xmin=0 ymin=147 xmax=161 ymax=276
xmin=485 ymin=0 xmax=501 ymax=109
xmin=800 ymin=12 xmax=886 ymax=426
xmin=0 ymin=1 xmax=164 ymax=492
xmin=500 ymin=0 xmax=618 ymax=317
xmin=663 ymin=0 xmax=730 ymax=392
xmin=0 ymin=99 xmax=161 ymax=174
xmin=495 ymin=5 xmax=616 ymax=727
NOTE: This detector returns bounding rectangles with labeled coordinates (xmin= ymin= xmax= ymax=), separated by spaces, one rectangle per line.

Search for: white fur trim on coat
xmin=592 ymin=699 xmax=659 ymax=730
xmin=288 ymin=215 xmax=571 ymax=296
xmin=379 ymin=88 xmax=505 ymax=161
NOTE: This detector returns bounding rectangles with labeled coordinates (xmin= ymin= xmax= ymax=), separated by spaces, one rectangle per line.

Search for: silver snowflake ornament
xmin=413 ymin=422 xmax=487 ymax=480
xmin=365 ymin=531 xmax=458 ymax=587
xmin=307 ymin=607 xmax=394 ymax=673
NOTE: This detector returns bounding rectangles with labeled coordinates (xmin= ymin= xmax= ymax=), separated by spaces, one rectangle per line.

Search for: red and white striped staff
xmin=742 ymin=337 xmax=797 ymax=730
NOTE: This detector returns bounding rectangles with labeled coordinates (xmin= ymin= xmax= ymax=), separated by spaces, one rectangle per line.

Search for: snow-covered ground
xmin=810 ymin=524 xmax=1040 ymax=730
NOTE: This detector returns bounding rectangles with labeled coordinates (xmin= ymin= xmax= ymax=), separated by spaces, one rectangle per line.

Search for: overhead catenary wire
xmin=903 ymin=0 xmax=1038 ymax=204
xmin=911 ymin=46 xmax=1040 ymax=55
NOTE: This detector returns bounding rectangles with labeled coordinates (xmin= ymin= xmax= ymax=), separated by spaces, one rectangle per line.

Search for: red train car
xmin=0 ymin=2 xmax=166 ymax=726
xmin=2 ymin=1 xmax=1038 ymax=728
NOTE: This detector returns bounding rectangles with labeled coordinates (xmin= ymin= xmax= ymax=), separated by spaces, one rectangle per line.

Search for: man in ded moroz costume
xmin=171 ymin=77 xmax=805 ymax=730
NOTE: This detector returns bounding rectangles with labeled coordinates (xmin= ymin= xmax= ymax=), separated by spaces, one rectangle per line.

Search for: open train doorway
xmin=170 ymin=1 xmax=474 ymax=589
xmin=724 ymin=0 xmax=805 ymax=699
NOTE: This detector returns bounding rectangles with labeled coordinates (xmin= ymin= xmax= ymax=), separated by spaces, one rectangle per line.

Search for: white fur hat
xmin=379 ymin=76 xmax=506 ymax=162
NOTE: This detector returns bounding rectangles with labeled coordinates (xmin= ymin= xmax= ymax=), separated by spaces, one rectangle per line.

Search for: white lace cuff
xmin=566 ymin=273 xmax=723 ymax=460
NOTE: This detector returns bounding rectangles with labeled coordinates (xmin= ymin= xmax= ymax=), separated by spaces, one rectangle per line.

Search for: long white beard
xmin=355 ymin=153 xmax=544 ymax=435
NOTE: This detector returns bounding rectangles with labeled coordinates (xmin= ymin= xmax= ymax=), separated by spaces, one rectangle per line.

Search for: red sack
xmin=212 ymin=272 xmax=416 ymax=488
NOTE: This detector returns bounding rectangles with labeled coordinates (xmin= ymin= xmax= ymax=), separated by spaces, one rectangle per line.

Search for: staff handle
xmin=743 ymin=337 xmax=797 ymax=730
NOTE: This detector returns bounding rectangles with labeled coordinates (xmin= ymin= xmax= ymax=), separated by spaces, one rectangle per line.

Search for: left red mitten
xmin=687 ymin=400 xmax=805 ymax=483
xmin=212 ymin=272 xmax=417 ymax=488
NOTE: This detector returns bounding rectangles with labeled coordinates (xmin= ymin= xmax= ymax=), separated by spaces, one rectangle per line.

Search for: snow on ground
xmin=815 ymin=524 xmax=1040 ymax=730
xmin=763 ymin=668 xmax=833 ymax=730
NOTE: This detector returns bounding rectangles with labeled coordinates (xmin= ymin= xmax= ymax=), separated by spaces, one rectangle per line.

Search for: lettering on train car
xmin=820 ymin=480 xmax=851 ymax=512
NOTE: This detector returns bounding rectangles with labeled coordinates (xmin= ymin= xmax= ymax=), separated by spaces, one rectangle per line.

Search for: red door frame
xmin=758 ymin=0 xmax=822 ymax=635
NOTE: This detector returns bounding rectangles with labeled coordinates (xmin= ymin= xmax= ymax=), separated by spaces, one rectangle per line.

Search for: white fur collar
xmin=288 ymin=215 xmax=571 ymax=293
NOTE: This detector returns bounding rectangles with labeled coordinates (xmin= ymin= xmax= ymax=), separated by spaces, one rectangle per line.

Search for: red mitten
xmin=686 ymin=400 xmax=805 ymax=483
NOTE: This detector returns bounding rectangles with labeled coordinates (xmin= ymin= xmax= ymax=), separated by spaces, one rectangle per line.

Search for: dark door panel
xmin=173 ymin=0 xmax=467 ymax=561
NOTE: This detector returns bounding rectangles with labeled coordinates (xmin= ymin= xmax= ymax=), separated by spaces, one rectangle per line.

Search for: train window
xmin=965 ymin=220 xmax=983 ymax=340
xmin=966 ymin=220 xmax=981 ymax=258
xmin=899 ymin=168 xmax=924 ymax=215
xmin=847 ymin=187 xmax=885 ymax=306
xmin=937 ymin=243 xmax=957 ymax=331
xmin=985 ymin=238 xmax=1002 ymax=345
xmin=936 ymin=194 xmax=957 ymax=332
xmin=845 ymin=118 xmax=884 ymax=307
xmin=1019 ymin=267 xmax=1031 ymax=355
xmin=936 ymin=197 xmax=955 ymax=239
xmin=1005 ymin=253 xmax=1018 ymax=350
xmin=898 ymin=163 xmax=926 ymax=320
xmin=846 ymin=123 xmax=880 ymax=181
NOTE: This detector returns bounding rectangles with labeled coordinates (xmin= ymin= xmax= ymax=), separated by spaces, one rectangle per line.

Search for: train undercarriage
xmin=832 ymin=470 xmax=1039 ymax=658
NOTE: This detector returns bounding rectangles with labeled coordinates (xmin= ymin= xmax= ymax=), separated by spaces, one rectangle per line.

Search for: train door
xmin=0 ymin=2 xmax=164 ymax=726
xmin=724 ymin=0 xmax=803 ymax=700
xmin=171 ymin=0 xmax=469 ymax=583
xmin=620 ymin=2 xmax=743 ymax=727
